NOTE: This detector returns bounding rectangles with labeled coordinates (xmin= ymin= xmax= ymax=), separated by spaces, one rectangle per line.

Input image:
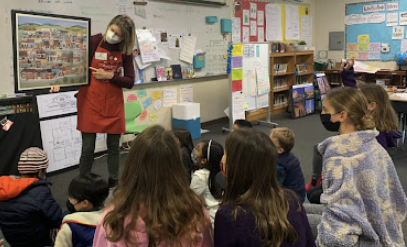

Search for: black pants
xmin=79 ymin=132 xmax=121 ymax=180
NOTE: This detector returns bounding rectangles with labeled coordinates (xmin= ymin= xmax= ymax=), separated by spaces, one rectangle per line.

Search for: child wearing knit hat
xmin=0 ymin=147 xmax=62 ymax=247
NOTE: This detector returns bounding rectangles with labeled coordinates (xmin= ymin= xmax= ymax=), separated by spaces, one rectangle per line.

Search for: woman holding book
xmin=76 ymin=15 xmax=135 ymax=188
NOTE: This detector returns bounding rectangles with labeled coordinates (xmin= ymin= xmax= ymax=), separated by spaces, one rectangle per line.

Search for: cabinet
xmin=246 ymin=51 xmax=314 ymax=121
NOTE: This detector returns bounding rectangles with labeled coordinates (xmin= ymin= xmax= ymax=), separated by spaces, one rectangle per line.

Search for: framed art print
xmin=12 ymin=10 xmax=91 ymax=92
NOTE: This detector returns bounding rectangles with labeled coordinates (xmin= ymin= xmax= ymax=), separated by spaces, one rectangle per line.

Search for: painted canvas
xmin=12 ymin=11 xmax=90 ymax=92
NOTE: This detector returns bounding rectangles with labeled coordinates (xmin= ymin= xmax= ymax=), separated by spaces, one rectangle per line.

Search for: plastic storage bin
xmin=172 ymin=102 xmax=201 ymax=139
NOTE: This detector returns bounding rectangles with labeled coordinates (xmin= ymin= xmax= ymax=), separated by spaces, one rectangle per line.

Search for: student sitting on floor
xmin=270 ymin=127 xmax=306 ymax=202
xmin=93 ymin=125 xmax=213 ymax=247
xmin=54 ymin=172 xmax=109 ymax=247
xmin=191 ymin=140 xmax=224 ymax=225
xmin=0 ymin=147 xmax=62 ymax=247
xmin=232 ymin=119 xmax=252 ymax=131
xmin=312 ymin=87 xmax=407 ymax=246
xmin=172 ymin=128 xmax=194 ymax=181
xmin=214 ymin=128 xmax=315 ymax=247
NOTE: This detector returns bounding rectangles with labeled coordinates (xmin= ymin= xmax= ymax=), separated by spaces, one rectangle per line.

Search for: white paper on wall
xmin=265 ymin=4 xmax=282 ymax=41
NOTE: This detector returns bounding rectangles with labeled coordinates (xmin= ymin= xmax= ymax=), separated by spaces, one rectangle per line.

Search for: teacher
xmin=76 ymin=15 xmax=135 ymax=188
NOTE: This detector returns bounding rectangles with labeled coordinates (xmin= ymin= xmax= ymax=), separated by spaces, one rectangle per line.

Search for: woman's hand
xmin=49 ymin=85 xmax=60 ymax=93
xmin=90 ymin=67 xmax=114 ymax=80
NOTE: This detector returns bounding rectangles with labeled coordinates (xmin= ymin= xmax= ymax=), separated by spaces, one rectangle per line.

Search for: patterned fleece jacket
xmin=317 ymin=129 xmax=407 ymax=247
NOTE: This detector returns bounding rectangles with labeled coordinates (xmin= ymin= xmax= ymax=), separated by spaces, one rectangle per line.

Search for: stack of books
xmin=274 ymin=94 xmax=287 ymax=108
xmin=273 ymin=63 xmax=288 ymax=74
xmin=274 ymin=78 xmax=288 ymax=90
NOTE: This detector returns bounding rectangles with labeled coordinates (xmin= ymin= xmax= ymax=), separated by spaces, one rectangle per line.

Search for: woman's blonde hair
xmin=326 ymin=87 xmax=375 ymax=131
xmin=104 ymin=15 xmax=135 ymax=55
xmin=223 ymin=128 xmax=299 ymax=247
xmin=359 ymin=84 xmax=398 ymax=133
xmin=103 ymin=125 xmax=209 ymax=246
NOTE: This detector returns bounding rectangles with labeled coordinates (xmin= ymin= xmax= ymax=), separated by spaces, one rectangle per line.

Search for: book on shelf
xmin=181 ymin=65 xmax=194 ymax=79
xmin=274 ymin=77 xmax=288 ymax=90
xmin=165 ymin=67 xmax=173 ymax=80
xmin=296 ymin=63 xmax=308 ymax=73
xmin=273 ymin=63 xmax=288 ymax=74
xmin=155 ymin=66 xmax=167 ymax=81
xmin=296 ymin=75 xmax=308 ymax=85
xmin=274 ymin=94 xmax=287 ymax=107
xmin=171 ymin=64 xmax=182 ymax=80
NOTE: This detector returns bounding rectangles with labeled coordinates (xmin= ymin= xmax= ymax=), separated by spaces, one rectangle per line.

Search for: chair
xmin=124 ymin=100 xmax=149 ymax=134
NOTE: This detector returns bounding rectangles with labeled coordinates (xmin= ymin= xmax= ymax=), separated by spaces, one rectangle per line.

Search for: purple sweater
xmin=376 ymin=130 xmax=402 ymax=149
xmin=340 ymin=67 xmax=357 ymax=88
xmin=214 ymin=191 xmax=316 ymax=247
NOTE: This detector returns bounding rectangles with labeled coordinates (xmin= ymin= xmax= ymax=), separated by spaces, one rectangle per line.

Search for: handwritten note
xmin=387 ymin=13 xmax=398 ymax=26
xmin=369 ymin=43 xmax=381 ymax=51
xmin=163 ymin=88 xmax=177 ymax=107
xmin=232 ymin=80 xmax=243 ymax=92
xmin=265 ymin=4 xmax=282 ymax=41
xmin=232 ymin=56 xmax=243 ymax=68
xmin=258 ymin=27 xmax=264 ymax=42
xmin=369 ymin=51 xmax=380 ymax=60
xmin=152 ymin=91 xmax=162 ymax=100
xmin=149 ymin=113 xmax=158 ymax=121
xmin=358 ymin=43 xmax=369 ymax=51
xmin=257 ymin=10 xmax=264 ymax=26
xmin=250 ymin=3 xmax=257 ymax=19
xmin=232 ymin=92 xmax=245 ymax=123
xmin=358 ymin=35 xmax=370 ymax=43
xmin=256 ymin=67 xmax=270 ymax=95
xmin=142 ymin=97 xmax=153 ymax=109
xmin=154 ymin=99 xmax=162 ymax=110
xmin=285 ymin=5 xmax=299 ymax=40
xmin=180 ymin=85 xmax=193 ymax=103
xmin=180 ymin=36 xmax=197 ymax=64
xmin=358 ymin=52 xmax=369 ymax=60
xmin=232 ymin=17 xmax=241 ymax=43
xmin=256 ymin=93 xmax=269 ymax=108
xmin=243 ymin=27 xmax=250 ymax=42
xmin=393 ymin=26 xmax=404 ymax=39
xmin=232 ymin=69 xmax=243 ymax=81
xmin=136 ymin=29 xmax=160 ymax=63
xmin=232 ymin=44 xmax=243 ymax=56
xmin=347 ymin=51 xmax=358 ymax=59
xmin=347 ymin=43 xmax=358 ymax=51
xmin=243 ymin=10 xmax=250 ymax=25
xmin=137 ymin=89 xmax=147 ymax=98
xmin=250 ymin=21 xmax=257 ymax=36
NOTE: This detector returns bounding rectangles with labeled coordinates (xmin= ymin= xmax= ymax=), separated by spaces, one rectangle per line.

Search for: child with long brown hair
xmin=214 ymin=128 xmax=315 ymax=247
xmin=92 ymin=125 xmax=213 ymax=247
xmin=359 ymin=83 xmax=401 ymax=149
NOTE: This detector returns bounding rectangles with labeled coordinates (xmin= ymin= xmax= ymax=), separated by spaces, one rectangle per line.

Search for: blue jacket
xmin=277 ymin=152 xmax=306 ymax=202
xmin=0 ymin=176 xmax=62 ymax=247
xmin=55 ymin=210 xmax=103 ymax=247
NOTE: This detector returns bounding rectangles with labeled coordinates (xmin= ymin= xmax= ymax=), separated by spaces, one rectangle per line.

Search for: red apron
xmin=77 ymin=40 xmax=125 ymax=134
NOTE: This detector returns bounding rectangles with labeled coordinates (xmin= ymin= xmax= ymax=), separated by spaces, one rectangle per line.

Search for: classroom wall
xmin=315 ymin=0 xmax=398 ymax=70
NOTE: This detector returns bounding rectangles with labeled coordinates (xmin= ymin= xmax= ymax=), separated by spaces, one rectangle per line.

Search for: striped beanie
xmin=18 ymin=147 xmax=49 ymax=174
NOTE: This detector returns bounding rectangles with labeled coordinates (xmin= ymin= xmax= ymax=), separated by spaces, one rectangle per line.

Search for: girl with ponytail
xmin=313 ymin=87 xmax=407 ymax=246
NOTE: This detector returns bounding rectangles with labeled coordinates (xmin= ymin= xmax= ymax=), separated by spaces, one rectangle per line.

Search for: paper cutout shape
xmin=137 ymin=89 xmax=147 ymax=98
xmin=232 ymin=69 xmax=243 ymax=80
xmin=142 ymin=97 xmax=153 ymax=108
xmin=127 ymin=94 xmax=137 ymax=102
xmin=152 ymin=91 xmax=162 ymax=100
xmin=149 ymin=113 xmax=158 ymax=121
xmin=232 ymin=44 xmax=243 ymax=56
xmin=154 ymin=99 xmax=162 ymax=110
xmin=140 ymin=110 xmax=148 ymax=120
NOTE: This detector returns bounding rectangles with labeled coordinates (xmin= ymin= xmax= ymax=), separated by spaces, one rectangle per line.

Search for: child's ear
xmin=201 ymin=158 xmax=207 ymax=165
xmin=277 ymin=147 xmax=285 ymax=154
xmin=81 ymin=199 xmax=93 ymax=210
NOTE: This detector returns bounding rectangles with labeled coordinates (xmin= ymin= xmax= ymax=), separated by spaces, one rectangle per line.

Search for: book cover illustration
xmin=156 ymin=67 xmax=167 ymax=81
xmin=165 ymin=67 xmax=173 ymax=80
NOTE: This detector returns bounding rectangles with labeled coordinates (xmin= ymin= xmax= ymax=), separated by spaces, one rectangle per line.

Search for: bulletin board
xmin=345 ymin=0 xmax=406 ymax=61
xmin=233 ymin=0 xmax=310 ymax=43
xmin=0 ymin=0 xmax=230 ymax=95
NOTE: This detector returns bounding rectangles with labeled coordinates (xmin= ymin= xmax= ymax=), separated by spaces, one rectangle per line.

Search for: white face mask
xmin=105 ymin=29 xmax=123 ymax=45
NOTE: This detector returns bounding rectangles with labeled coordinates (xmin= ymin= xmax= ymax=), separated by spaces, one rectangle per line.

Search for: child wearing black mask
xmin=55 ymin=173 xmax=109 ymax=247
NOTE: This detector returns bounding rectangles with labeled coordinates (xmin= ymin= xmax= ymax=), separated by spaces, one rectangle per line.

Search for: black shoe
xmin=108 ymin=178 xmax=118 ymax=188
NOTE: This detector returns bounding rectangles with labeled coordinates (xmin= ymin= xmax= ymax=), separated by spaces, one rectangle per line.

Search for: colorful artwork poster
xmin=291 ymin=87 xmax=305 ymax=103
xmin=13 ymin=11 xmax=90 ymax=91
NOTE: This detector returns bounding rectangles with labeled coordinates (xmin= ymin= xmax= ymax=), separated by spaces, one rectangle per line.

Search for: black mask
xmin=66 ymin=199 xmax=77 ymax=213
xmin=320 ymin=113 xmax=341 ymax=132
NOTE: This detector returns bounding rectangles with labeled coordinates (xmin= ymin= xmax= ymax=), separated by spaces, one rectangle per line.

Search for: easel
xmin=222 ymin=42 xmax=277 ymax=133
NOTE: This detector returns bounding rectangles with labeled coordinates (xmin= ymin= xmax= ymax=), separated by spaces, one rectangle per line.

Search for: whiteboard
xmin=40 ymin=115 xmax=108 ymax=172
xmin=1 ymin=0 xmax=230 ymax=95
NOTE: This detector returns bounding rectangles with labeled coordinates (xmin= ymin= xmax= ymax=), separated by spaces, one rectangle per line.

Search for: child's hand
xmin=344 ymin=57 xmax=354 ymax=70
xmin=0 ymin=238 xmax=4 ymax=247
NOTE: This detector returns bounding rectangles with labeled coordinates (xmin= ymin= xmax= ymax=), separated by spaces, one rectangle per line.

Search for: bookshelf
xmin=246 ymin=50 xmax=314 ymax=121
